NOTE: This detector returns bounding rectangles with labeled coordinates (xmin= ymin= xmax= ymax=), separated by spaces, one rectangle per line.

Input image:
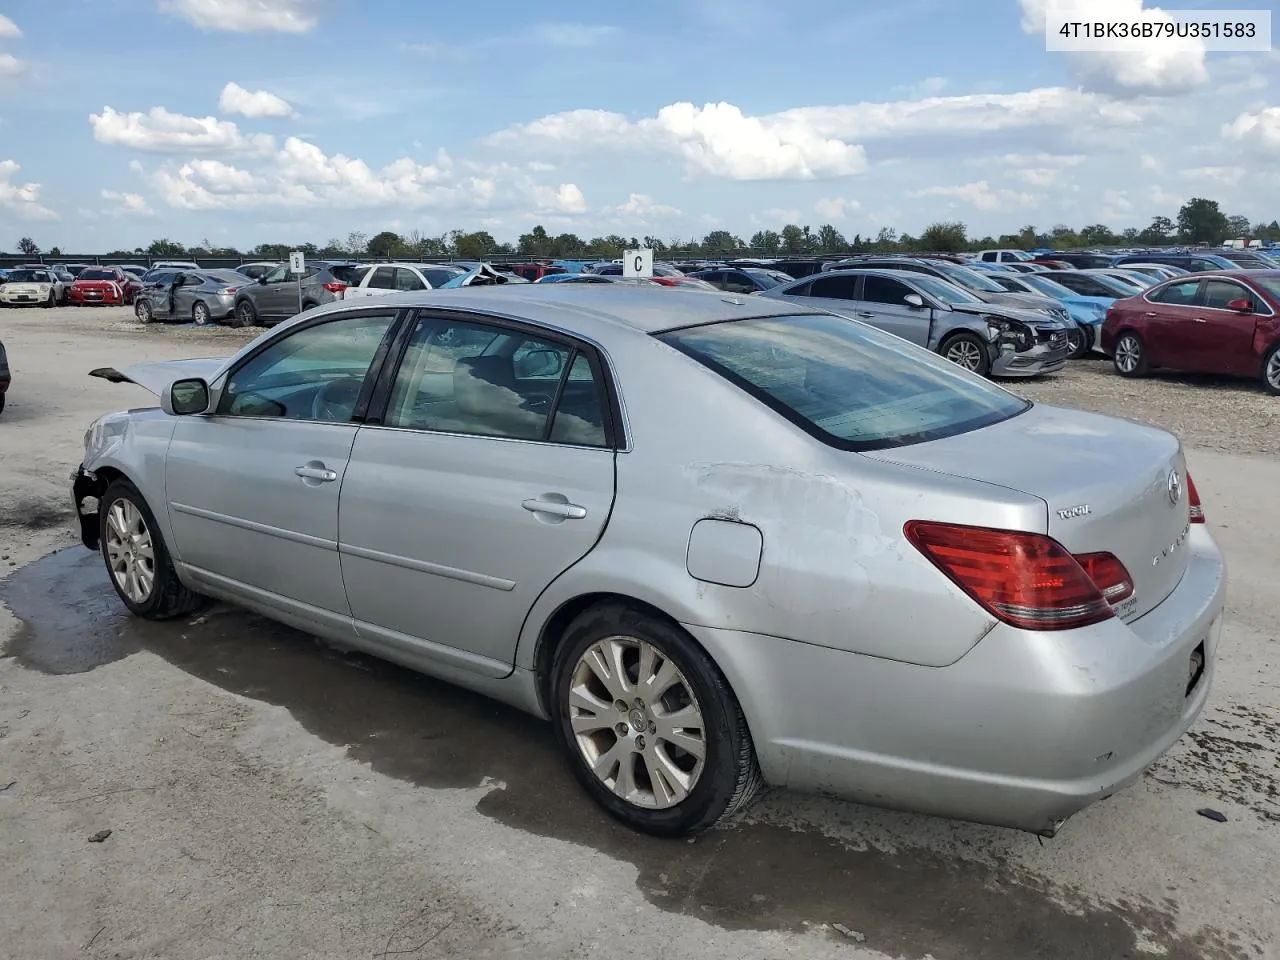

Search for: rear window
xmin=658 ymin=313 xmax=1029 ymax=451
xmin=328 ymin=265 xmax=362 ymax=283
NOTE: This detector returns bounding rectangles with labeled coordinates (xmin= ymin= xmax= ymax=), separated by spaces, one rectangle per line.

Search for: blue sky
xmin=1 ymin=0 xmax=1278 ymax=251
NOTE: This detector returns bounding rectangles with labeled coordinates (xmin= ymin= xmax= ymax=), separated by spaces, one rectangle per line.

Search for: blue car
xmin=988 ymin=272 xmax=1111 ymax=359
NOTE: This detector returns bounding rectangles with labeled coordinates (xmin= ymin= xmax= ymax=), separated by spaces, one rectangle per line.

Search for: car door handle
xmin=1144 ymin=312 xmax=1157 ymax=317
xmin=522 ymin=498 xmax=587 ymax=519
xmin=294 ymin=464 xmax=338 ymax=482
xmin=1192 ymin=317 xmax=1207 ymax=323
xmin=855 ymin=310 xmax=876 ymax=318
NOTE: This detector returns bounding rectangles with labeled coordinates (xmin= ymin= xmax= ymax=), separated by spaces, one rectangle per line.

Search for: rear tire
xmin=192 ymin=301 xmax=211 ymax=326
xmin=550 ymin=602 xmax=762 ymax=837
xmin=939 ymin=331 xmax=992 ymax=377
xmin=99 ymin=479 xmax=208 ymax=620
xmin=1113 ymin=330 xmax=1148 ymax=377
xmin=1262 ymin=343 xmax=1280 ymax=396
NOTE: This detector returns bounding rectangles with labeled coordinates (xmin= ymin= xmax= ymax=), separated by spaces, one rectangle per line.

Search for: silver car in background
xmin=134 ymin=268 xmax=250 ymax=325
xmin=761 ymin=268 xmax=1070 ymax=377
xmin=72 ymin=286 xmax=1224 ymax=838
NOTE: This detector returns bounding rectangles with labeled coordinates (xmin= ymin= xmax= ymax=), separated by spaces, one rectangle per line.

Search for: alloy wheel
xmin=193 ymin=302 xmax=210 ymax=325
xmin=1066 ymin=328 xmax=1084 ymax=357
xmin=1266 ymin=350 xmax=1280 ymax=391
xmin=567 ymin=636 xmax=707 ymax=809
xmin=1115 ymin=335 xmax=1141 ymax=373
xmin=945 ymin=340 xmax=984 ymax=371
xmin=103 ymin=498 xmax=155 ymax=604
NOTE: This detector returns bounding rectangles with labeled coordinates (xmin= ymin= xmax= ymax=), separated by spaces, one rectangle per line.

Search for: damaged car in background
xmin=761 ymin=268 xmax=1071 ymax=378
xmin=68 ymin=286 xmax=1222 ymax=839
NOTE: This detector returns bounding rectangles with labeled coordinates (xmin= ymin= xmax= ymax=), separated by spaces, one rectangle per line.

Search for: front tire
xmin=550 ymin=603 xmax=762 ymax=837
xmin=939 ymin=331 xmax=992 ymax=377
xmin=1262 ymin=343 xmax=1280 ymax=396
xmin=1113 ymin=330 xmax=1149 ymax=377
xmin=99 ymin=479 xmax=208 ymax=620
xmin=135 ymin=299 xmax=153 ymax=323
xmin=43 ymin=292 xmax=55 ymax=309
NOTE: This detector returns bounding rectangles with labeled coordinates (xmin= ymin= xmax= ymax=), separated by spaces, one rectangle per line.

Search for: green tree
xmin=1121 ymin=227 xmax=1140 ymax=243
xmin=1226 ymin=215 xmax=1252 ymax=239
xmin=919 ymin=221 xmax=968 ymax=252
xmin=254 ymin=243 xmax=292 ymax=260
xmin=1015 ymin=224 xmax=1039 ymax=249
xmin=815 ymin=224 xmax=846 ymax=253
xmin=448 ymin=230 xmax=497 ymax=259
xmin=701 ymin=230 xmax=741 ymax=255
xmin=17 ymin=237 xmax=39 ymax=256
xmin=367 ymin=230 xmax=405 ymax=259
xmin=779 ymin=224 xmax=808 ymax=255
xmin=147 ymin=238 xmax=186 ymax=256
xmin=870 ymin=227 xmax=898 ymax=252
xmin=749 ymin=229 xmax=781 ymax=255
xmin=1079 ymin=224 xmax=1118 ymax=247
xmin=48 ymin=245 xmax=62 ymax=256
xmin=518 ymin=225 xmax=551 ymax=257
xmin=1137 ymin=215 xmax=1175 ymax=246
xmin=1176 ymin=198 xmax=1230 ymax=244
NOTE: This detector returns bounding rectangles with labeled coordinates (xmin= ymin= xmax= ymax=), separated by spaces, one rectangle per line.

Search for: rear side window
xmin=1149 ymin=280 xmax=1200 ymax=306
xmin=330 ymin=265 xmax=362 ymax=284
xmin=369 ymin=267 xmax=396 ymax=289
xmin=807 ymin=275 xmax=858 ymax=300
xmin=659 ymin=313 xmax=1028 ymax=451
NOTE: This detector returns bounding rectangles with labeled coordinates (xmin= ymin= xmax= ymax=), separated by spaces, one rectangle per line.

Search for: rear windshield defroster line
xmin=657 ymin=313 xmax=1030 ymax=452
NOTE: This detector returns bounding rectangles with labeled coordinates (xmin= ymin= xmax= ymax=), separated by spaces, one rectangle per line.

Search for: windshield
xmin=7 ymin=270 xmax=48 ymax=282
xmin=1250 ymin=277 xmax=1280 ymax=301
xmin=743 ymin=269 xmax=791 ymax=289
xmin=79 ymin=269 xmax=116 ymax=280
xmin=1018 ymin=275 xmax=1076 ymax=299
xmin=658 ymin=313 xmax=1029 ymax=451
xmin=932 ymin=262 xmax=1006 ymax=293
xmin=1089 ymin=273 xmax=1143 ymax=296
xmin=912 ymin=274 xmax=983 ymax=305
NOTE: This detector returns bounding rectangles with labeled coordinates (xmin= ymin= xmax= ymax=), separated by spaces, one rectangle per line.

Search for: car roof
xmin=297 ymin=284 xmax=827 ymax=336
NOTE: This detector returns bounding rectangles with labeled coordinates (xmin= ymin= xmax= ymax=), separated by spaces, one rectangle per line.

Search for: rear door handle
xmin=1192 ymin=317 xmax=1207 ymax=323
xmin=1144 ymin=312 xmax=1158 ymax=317
xmin=855 ymin=311 xmax=875 ymax=318
xmin=522 ymin=498 xmax=587 ymax=520
xmin=294 ymin=463 xmax=338 ymax=482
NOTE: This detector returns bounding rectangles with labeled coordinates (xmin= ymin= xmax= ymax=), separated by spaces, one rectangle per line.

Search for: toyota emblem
xmin=1168 ymin=469 xmax=1182 ymax=506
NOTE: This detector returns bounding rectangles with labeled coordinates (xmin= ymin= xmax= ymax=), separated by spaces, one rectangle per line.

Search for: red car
xmin=1100 ymin=269 xmax=1280 ymax=395
xmin=69 ymin=267 xmax=132 ymax=306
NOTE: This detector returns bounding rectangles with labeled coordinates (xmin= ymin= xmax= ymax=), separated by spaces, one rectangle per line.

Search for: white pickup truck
xmin=342 ymin=263 xmax=470 ymax=299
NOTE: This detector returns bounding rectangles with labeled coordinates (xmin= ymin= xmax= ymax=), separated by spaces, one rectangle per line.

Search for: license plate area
xmin=1185 ymin=641 xmax=1206 ymax=697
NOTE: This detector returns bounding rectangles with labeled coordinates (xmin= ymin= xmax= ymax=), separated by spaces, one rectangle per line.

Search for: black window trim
xmin=361 ymin=307 xmax=626 ymax=451
xmin=211 ymin=306 xmax=410 ymax=422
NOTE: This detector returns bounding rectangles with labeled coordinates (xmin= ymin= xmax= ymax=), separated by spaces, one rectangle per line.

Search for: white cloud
xmin=528 ymin=23 xmax=619 ymax=47
xmin=1223 ymin=107 xmax=1280 ymax=155
xmin=90 ymin=105 xmax=275 ymax=154
xmin=815 ymin=197 xmax=861 ymax=219
xmin=218 ymin=82 xmax=297 ymax=119
xmin=0 ymin=160 xmax=58 ymax=220
xmin=1179 ymin=165 xmax=1247 ymax=187
xmin=0 ymin=53 xmax=22 ymax=77
xmin=1140 ymin=153 xmax=1161 ymax=172
xmin=491 ymin=101 xmax=868 ymax=181
xmin=0 ymin=14 xmax=21 ymax=39
xmin=489 ymin=88 xmax=1147 ymax=182
xmin=1017 ymin=0 xmax=1208 ymax=96
xmin=603 ymin=193 xmax=682 ymax=219
xmin=158 ymin=0 xmax=320 ymax=33
xmin=912 ymin=180 xmax=1037 ymax=213
xmin=101 ymin=189 xmax=156 ymax=216
xmin=898 ymin=76 xmax=949 ymax=99
xmin=531 ymin=182 xmax=588 ymax=214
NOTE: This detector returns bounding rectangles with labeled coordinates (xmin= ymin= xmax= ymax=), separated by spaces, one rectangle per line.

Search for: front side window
xmin=263 ymin=264 xmax=291 ymax=284
xmin=383 ymin=317 xmax=609 ymax=446
xmin=1148 ymin=280 xmax=1201 ymax=306
xmin=217 ymin=313 xmax=396 ymax=422
xmin=860 ymin=275 xmax=915 ymax=305
xmin=660 ymin=313 xmax=1028 ymax=451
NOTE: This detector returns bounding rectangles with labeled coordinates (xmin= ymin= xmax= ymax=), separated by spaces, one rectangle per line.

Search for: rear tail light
xmin=322 ymin=281 xmax=348 ymax=294
xmin=1074 ymin=552 xmax=1134 ymax=603
xmin=903 ymin=521 xmax=1116 ymax=631
xmin=220 ymin=286 xmax=239 ymax=294
xmin=1186 ymin=473 xmax=1204 ymax=523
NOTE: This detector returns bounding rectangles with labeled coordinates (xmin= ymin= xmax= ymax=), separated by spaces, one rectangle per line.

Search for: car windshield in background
xmin=1019 ymin=275 xmax=1078 ymax=299
xmin=934 ymin=263 xmax=1006 ymax=293
xmin=911 ymin=275 xmax=983 ymax=305
xmin=422 ymin=266 xmax=467 ymax=287
xmin=658 ymin=312 xmax=1029 ymax=451
xmin=79 ymin=269 xmax=116 ymax=280
xmin=6 ymin=270 xmax=46 ymax=282
xmin=743 ymin=269 xmax=791 ymax=289
xmin=207 ymin=269 xmax=248 ymax=284
xmin=328 ymin=265 xmax=362 ymax=283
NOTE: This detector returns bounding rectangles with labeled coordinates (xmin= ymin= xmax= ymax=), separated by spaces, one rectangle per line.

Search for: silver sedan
xmin=71 ymin=287 xmax=1225 ymax=837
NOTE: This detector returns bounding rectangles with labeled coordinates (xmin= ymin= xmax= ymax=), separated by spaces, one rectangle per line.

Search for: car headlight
xmin=985 ymin=316 xmax=1033 ymax=350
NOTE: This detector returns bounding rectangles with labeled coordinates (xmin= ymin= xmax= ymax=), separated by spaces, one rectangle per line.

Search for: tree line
xmin=10 ymin=197 xmax=1273 ymax=263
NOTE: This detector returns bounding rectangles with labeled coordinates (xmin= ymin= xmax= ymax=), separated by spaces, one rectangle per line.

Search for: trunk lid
xmin=89 ymin=358 xmax=226 ymax=396
xmin=864 ymin=403 xmax=1192 ymax=622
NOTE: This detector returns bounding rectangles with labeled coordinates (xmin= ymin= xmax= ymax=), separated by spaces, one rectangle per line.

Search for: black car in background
xmin=688 ymin=266 xmax=796 ymax=294
xmin=0 ymin=337 xmax=10 ymax=415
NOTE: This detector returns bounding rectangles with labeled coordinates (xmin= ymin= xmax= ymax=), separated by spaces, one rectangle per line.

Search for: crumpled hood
xmin=949 ymin=301 xmax=1069 ymax=328
xmin=88 ymin=357 xmax=226 ymax=396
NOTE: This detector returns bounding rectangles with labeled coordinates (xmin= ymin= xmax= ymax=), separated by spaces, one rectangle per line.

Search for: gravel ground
xmin=1 ymin=305 xmax=1278 ymax=960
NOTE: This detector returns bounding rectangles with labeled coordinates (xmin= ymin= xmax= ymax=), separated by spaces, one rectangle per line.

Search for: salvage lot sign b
xmin=623 ymin=248 xmax=653 ymax=278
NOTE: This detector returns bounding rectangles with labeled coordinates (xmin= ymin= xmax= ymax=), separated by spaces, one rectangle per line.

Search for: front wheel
xmin=1113 ymin=331 xmax=1149 ymax=377
xmin=43 ymin=292 xmax=55 ymax=309
xmin=1261 ymin=343 xmax=1280 ymax=396
xmin=551 ymin=603 xmax=762 ymax=837
xmin=99 ymin=479 xmax=208 ymax=620
xmin=939 ymin=332 xmax=992 ymax=377
xmin=135 ymin=299 xmax=153 ymax=323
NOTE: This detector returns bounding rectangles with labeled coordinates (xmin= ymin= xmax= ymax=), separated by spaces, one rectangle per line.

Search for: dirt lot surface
xmin=2 ymin=305 xmax=1278 ymax=960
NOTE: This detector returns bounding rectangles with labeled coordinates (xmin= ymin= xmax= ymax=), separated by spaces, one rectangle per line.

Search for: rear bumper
xmin=685 ymin=526 xmax=1225 ymax=836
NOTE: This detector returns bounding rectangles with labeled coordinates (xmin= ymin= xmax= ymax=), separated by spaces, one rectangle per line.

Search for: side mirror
xmin=1225 ymin=297 xmax=1253 ymax=313
xmin=904 ymin=293 xmax=926 ymax=308
xmin=162 ymin=378 xmax=210 ymax=416
xmin=257 ymin=275 xmax=268 ymax=285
